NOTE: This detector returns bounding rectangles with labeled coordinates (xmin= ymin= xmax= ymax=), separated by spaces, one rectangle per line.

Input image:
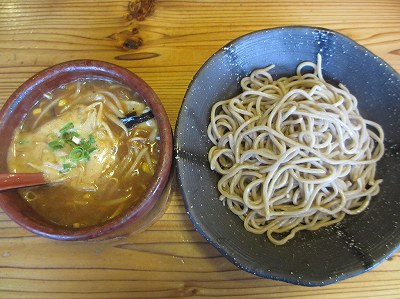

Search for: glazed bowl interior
xmin=175 ymin=26 xmax=400 ymax=286
xmin=0 ymin=60 xmax=173 ymax=240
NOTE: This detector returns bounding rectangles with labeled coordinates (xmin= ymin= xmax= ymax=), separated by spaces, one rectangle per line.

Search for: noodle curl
xmin=207 ymin=54 xmax=384 ymax=245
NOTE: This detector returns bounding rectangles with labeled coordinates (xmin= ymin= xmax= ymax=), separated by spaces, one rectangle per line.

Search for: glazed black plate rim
xmin=175 ymin=25 xmax=400 ymax=286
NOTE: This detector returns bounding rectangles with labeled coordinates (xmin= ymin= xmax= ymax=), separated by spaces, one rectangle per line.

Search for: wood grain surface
xmin=0 ymin=0 xmax=399 ymax=298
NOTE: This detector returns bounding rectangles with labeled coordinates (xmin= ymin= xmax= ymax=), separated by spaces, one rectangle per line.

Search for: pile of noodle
xmin=207 ymin=55 xmax=384 ymax=245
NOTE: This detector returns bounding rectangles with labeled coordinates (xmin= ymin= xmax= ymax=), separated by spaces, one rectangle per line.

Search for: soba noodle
xmin=207 ymin=54 xmax=384 ymax=245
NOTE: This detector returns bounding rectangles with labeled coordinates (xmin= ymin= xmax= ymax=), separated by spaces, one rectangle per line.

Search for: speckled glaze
xmin=175 ymin=26 xmax=400 ymax=286
xmin=0 ymin=60 xmax=173 ymax=240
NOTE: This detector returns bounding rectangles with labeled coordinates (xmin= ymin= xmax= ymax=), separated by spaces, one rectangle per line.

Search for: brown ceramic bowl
xmin=0 ymin=60 xmax=173 ymax=240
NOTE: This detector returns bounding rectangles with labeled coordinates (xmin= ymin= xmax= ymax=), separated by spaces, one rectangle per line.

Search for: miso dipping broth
xmin=7 ymin=79 xmax=159 ymax=228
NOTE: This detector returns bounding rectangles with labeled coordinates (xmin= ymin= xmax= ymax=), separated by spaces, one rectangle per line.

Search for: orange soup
xmin=8 ymin=79 xmax=159 ymax=228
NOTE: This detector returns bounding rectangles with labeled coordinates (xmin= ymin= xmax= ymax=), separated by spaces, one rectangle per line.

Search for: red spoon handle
xmin=0 ymin=173 xmax=47 ymax=191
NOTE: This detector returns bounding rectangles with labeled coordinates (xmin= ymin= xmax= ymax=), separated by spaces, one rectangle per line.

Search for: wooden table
xmin=0 ymin=1 xmax=399 ymax=298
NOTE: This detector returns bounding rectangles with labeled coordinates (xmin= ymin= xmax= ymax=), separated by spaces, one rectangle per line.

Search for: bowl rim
xmin=0 ymin=59 xmax=173 ymax=240
xmin=175 ymin=25 xmax=400 ymax=286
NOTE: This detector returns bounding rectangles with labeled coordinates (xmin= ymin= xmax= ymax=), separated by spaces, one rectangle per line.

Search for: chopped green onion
xmin=69 ymin=147 xmax=85 ymax=162
xmin=62 ymin=131 xmax=74 ymax=141
xmin=59 ymin=163 xmax=72 ymax=174
xmin=79 ymin=134 xmax=97 ymax=157
xmin=49 ymin=122 xmax=98 ymax=170
xmin=87 ymin=147 xmax=97 ymax=154
xmin=48 ymin=140 xmax=64 ymax=150
xmin=88 ymin=135 xmax=95 ymax=144
xmin=59 ymin=122 xmax=74 ymax=134
xmin=83 ymin=151 xmax=90 ymax=161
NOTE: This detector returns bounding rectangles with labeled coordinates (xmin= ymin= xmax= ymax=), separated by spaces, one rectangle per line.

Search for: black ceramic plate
xmin=175 ymin=26 xmax=400 ymax=286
